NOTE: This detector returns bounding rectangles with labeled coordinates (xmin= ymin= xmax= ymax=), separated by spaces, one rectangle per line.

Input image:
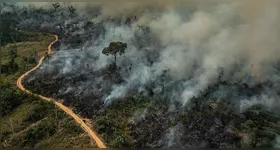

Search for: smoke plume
xmin=15 ymin=0 xmax=280 ymax=111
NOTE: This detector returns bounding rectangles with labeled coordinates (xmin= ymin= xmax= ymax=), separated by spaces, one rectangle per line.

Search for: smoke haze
xmin=15 ymin=0 xmax=280 ymax=111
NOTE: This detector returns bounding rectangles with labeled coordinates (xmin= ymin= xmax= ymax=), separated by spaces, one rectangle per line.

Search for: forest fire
xmin=1 ymin=1 xmax=280 ymax=148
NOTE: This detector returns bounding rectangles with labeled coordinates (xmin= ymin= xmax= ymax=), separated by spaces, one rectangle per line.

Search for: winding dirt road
xmin=16 ymin=35 xmax=107 ymax=148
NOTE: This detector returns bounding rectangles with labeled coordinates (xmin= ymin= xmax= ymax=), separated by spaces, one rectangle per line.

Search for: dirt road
xmin=16 ymin=35 xmax=107 ymax=148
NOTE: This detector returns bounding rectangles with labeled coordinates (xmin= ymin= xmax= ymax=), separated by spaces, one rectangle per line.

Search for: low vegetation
xmin=95 ymin=96 xmax=151 ymax=147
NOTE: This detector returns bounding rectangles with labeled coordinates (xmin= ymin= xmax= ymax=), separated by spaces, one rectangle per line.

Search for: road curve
xmin=16 ymin=35 xmax=107 ymax=148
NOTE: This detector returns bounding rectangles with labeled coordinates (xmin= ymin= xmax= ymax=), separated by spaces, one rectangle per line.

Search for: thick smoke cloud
xmin=20 ymin=1 xmax=280 ymax=111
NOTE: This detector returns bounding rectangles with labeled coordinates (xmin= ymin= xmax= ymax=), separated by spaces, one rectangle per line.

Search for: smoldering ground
xmin=22 ymin=1 xmax=280 ymax=109
xmin=7 ymin=0 xmax=280 ymax=147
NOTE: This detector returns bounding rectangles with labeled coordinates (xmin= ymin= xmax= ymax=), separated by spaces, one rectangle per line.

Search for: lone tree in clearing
xmin=102 ymin=41 xmax=127 ymax=70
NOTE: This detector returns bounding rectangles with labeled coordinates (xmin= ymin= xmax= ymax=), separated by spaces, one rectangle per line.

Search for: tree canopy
xmin=52 ymin=2 xmax=60 ymax=12
xmin=102 ymin=41 xmax=127 ymax=70
xmin=102 ymin=41 xmax=127 ymax=56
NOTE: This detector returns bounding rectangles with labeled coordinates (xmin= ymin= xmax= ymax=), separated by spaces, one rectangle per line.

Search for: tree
xmin=52 ymin=2 xmax=60 ymax=12
xmin=68 ymin=5 xmax=76 ymax=19
xmin=160 ymin=69 xmax=168 ymax=94
xmin=60 ymin=10 xmax=64 ymax=17
xmin=102 ymin=41 xmax=127 ymax=70
xmin=8 ymin=46 xmax=18 ymax=73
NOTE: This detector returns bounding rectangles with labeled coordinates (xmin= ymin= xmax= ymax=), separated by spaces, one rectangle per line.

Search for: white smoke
xmin=104 ymin=1 xmax=280 ymax=105
xmin=275 ymin=136 xmax=280 ymax=148
xmin=19 ymin=1 xmax=280 ymax=108
xmin=240 ymin=94 xmax=280 ymax=112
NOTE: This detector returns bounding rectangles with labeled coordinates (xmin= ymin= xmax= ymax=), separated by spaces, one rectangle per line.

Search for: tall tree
xmin=52 ymin=2 xmax=60 ymax=12
xmin=68 ymin=6 xmax=76 ymax=19
xmin=102 ymin=41 xmax=127 ymax=70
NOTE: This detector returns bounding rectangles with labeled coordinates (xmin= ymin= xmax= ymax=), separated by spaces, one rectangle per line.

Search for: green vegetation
xmin=0 ymin=83 xmax=95 ymax=148
xmin=0 ymin=83 xmax=22 ymax=116
xmin=0 ymin=31 xmax=54 ymax=84
xmin=0 ymin=31 xmax=96 ymax=148
xmin=234 ymin=104 xmax=280 ymax=147
xmin=95 ymin=96 xmax=151 ymax=147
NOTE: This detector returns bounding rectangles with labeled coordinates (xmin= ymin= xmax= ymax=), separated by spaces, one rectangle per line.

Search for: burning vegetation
xmin=1 ymin=1 xmax=280 ymax=148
